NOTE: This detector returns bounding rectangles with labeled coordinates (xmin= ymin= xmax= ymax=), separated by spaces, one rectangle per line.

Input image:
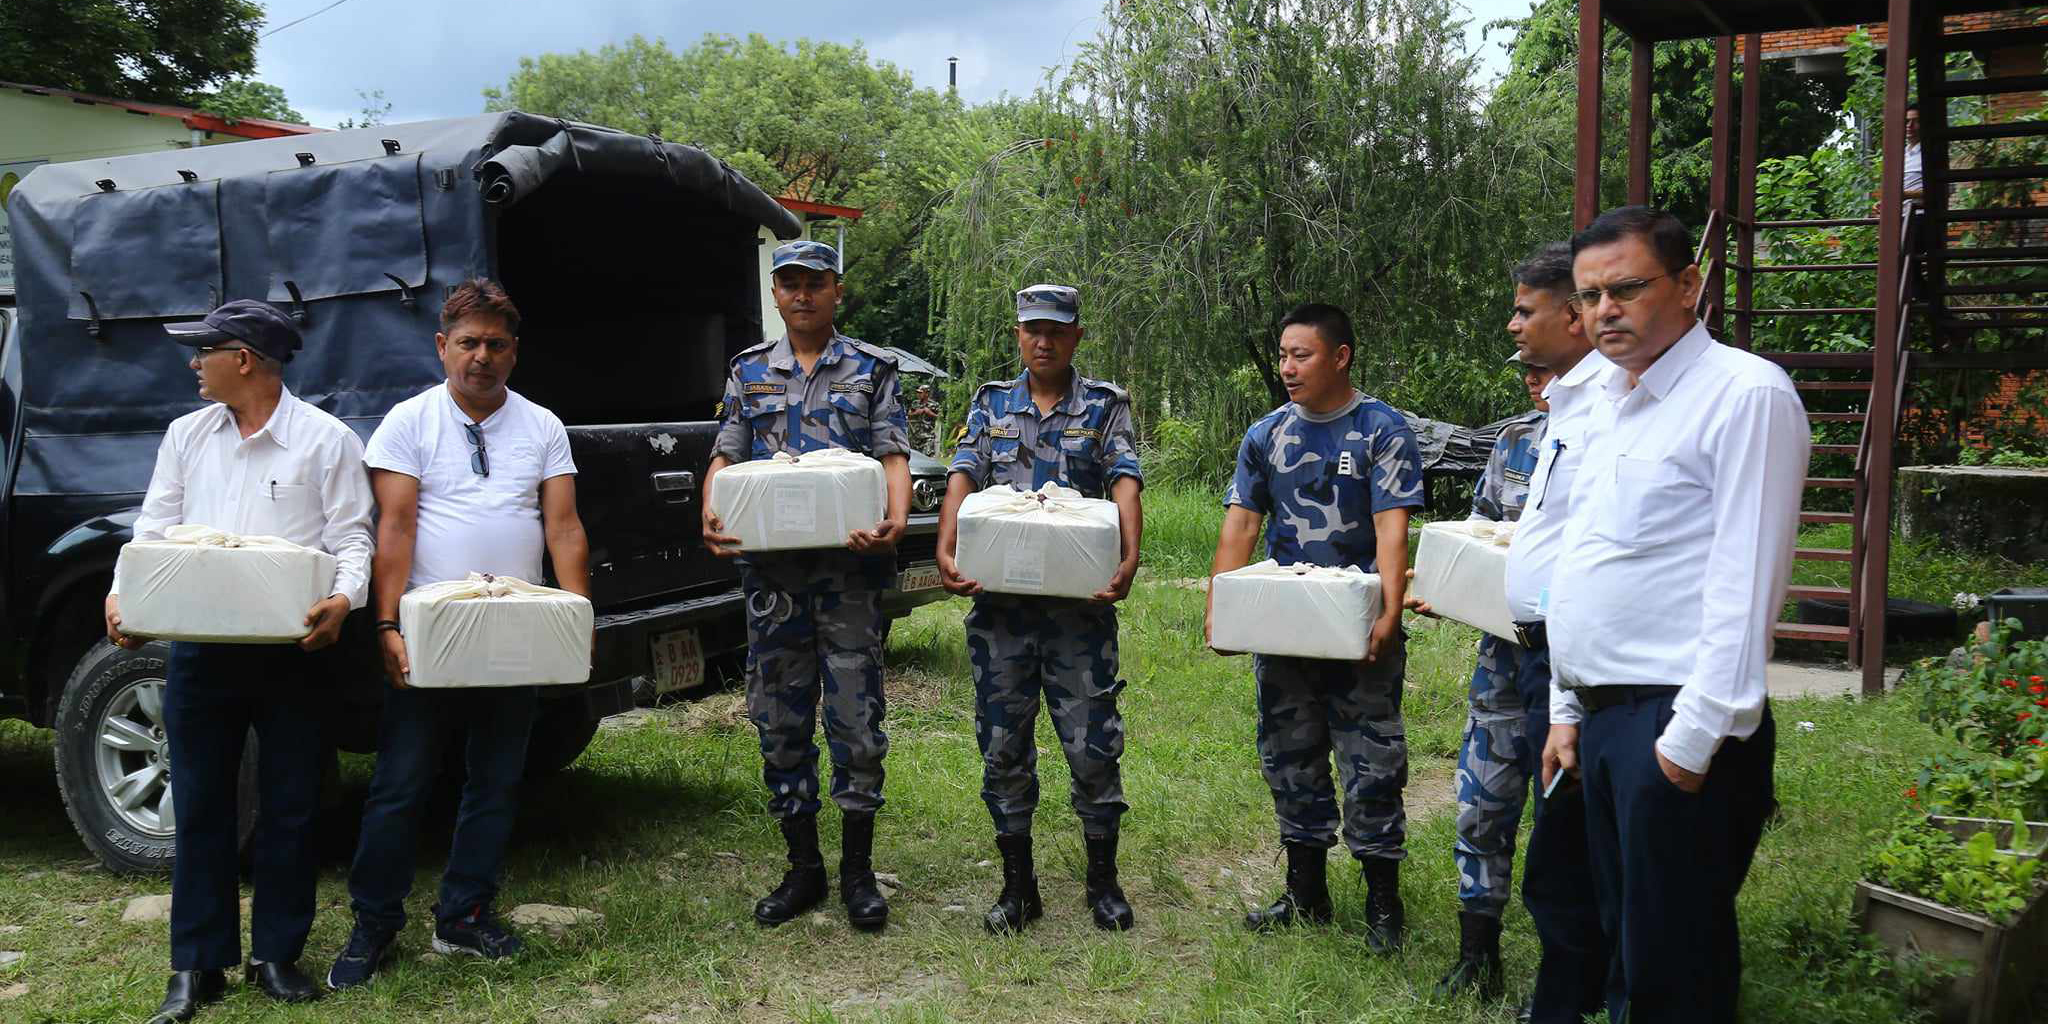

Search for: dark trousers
xmin=162 ymin=641 xmax=326 ymax=970
xmin=347 ymin=684 xmax=537 ymax=932
xmin=1521 ymin=762 xmax=1611 ymax=1022
xmin=1579 ymin=692 xmax=1775 ymax=1024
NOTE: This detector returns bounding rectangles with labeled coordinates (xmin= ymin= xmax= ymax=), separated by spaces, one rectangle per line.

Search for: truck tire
xmin=53 ymin=641 xmax=257 ymax=874
xmin=523 ymin=714 xmax=601 ymax=779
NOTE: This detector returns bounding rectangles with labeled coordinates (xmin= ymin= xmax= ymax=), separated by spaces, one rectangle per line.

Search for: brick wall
xmin=1962 ymin=370 xmax=2048 ymax=448
xmin=1760 ymin=9 xmax=2048 ymax=58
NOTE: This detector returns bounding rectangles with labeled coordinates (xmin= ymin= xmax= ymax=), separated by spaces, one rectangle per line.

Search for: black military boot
xmin=1244 ymin=843 xmax=1334 ymax=931
xmin=1360 ymin=855 xmax=1406 ymax=954
xmin=1084 ymin=830 xmax=1135 ymax=931
xmin=753 ymin=814 xmax=828 ymax=926
xmin=984 ymin=832 xmax=1043 ymax=934
xmin=839 ymin=810 xmax=889 ymax=931
xmin=1432 ymin=910 xmax=1505 ymax=999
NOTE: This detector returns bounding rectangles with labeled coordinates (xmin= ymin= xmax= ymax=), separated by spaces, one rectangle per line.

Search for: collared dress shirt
xmin=1545 ymin=322 xmax=1810 ymax=774
xmin=1503 ymin=348 xmax=1616 ymax=622
xmin=117 ymin=385 xmax=376 ymax=609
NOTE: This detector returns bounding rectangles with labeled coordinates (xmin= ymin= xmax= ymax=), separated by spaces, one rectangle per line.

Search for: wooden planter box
xmin=1853 ymin=818 xmax=2048 ymax=1024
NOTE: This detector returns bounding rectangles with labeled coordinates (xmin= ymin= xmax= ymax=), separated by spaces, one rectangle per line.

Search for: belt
xmin=1511 ymin=620 xmax=1547 ymax=650
xmin=1569 ymin=684 xmax=1680 ymax=715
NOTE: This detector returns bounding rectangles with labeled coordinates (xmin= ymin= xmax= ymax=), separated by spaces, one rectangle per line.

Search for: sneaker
xmin=326 ymin=920 xmax=397 ymax=990
xmin=432 ymin=905 xmax=523 ymax=960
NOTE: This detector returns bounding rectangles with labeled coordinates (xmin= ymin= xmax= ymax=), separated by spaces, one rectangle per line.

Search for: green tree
xmin=1486 ymin=0 xmax=1847 ymax=225
xmin=0 ymin=0 xmax=264 ymax=105
xmin=199 ymin=78 xmax=304 ymax=124
xmin=919 ymin=0 xmax=1562 ymax=485
xmin=484 ymin=34 xmax=969 ymax=350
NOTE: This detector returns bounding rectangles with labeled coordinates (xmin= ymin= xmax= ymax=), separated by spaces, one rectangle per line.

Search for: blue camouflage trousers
xmin=1253 ymin=629 xmax=1409 ymax=860
xmin=966 ymin=596 xmax=1128 ymax=836
xmin=742 ymin=570 xmax=890 ymax=821
xmin=1454 ymin=633 xmax=1551 ymax=916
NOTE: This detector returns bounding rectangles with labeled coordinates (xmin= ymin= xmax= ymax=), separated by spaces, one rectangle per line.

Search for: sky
xmin=252 ymin=0 xmax=1538 ymax=129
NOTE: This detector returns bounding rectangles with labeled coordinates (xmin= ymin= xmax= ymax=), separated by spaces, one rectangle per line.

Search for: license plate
xmin=897 ymin=564 xmax=943 ymax=593
xmin=649 ymin=628 xmax=704 ymax=694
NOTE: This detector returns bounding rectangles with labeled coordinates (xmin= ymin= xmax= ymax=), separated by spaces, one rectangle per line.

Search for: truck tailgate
xmin=563 ymin=422 xmax=735 ymax=609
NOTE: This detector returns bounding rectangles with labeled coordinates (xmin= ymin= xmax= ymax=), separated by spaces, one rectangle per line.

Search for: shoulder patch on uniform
xmin=986 ymin=425 xmax=1021 ymax=439
xmin=1503 ymin=468 xmax=1531 ymax=486
xmin=828 ymin=380 xmax=874 ymax=395
xmin=744 ymin=382 xmax=787 ymax=395
xmin=1083 ymin=378 xmax=1129 ymax=401
xmin=845 ymin=338 xmax=899 ymax=364
xmin=731 ymin=339 xmax=775 ymax=367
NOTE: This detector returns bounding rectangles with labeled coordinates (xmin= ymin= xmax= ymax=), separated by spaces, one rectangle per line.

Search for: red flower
xmin=2036 ymin=698 xmax=2048 ymax=707
xmin=2033 ymin=676 xmax=2044 ymax=684
xmin=2003 ymin=679 xmax=2020 ymax=688
xmin=2034 ymin=738 xmax=2045 ymax=746
xmin=1905 ymin=786 xmax=1918 ymax=799
xmin=2032 ymin=683 xmax=2045 ymax=694
xmin=2021 ymin=712 xmax=2034 ymax=721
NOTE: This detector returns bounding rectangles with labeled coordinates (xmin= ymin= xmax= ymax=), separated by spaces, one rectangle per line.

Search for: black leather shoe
xmin=984 ymin=832 xmax=1043 ymax=934
xmin=152 ymin=969 xmax=225 ymax=1022
xmin=755 ymin=814 xmax=829 ymax=926
xmin=245 ymin=960 xmax=320 ymax=1004
xmin=1360 ymin=855 xmax=1406 ymax=954
xmin=1084 ymin=830 xmax=1135 ymax=931
xmin=1245 ymin=843 xmax=1334 ymax=931
xmin=839 ymin=811 xmax=889 ymax=931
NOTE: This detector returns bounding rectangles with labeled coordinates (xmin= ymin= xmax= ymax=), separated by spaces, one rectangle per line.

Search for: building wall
xmin=1760 ymin=9 xmax=2048 ymax=59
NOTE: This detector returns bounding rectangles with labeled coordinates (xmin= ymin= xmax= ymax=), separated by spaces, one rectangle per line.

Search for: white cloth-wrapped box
xmin=710 ymin=449 xmax=887 ymax=552
xmin=957 ymin=483 xmax=1121 ymax=599
xmin=400 ymin=573 xmax=592 ymax=688
xmin=1411 ymin=520 xmax=1518 ymax=641
xmin=1210 ymin=560 xmax=1383 ymax=660
xmin=114 ymin=525 xmax=337 ymax=643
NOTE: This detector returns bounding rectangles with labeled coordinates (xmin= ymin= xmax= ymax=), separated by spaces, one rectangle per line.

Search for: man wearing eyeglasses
xmin=1539 ymin=208 xmax=1807 ymax=1023
xmin=329 ymin=278 xmax=590 ymax=989
xmin=103 ymin=299 xmax=373 ymax=1021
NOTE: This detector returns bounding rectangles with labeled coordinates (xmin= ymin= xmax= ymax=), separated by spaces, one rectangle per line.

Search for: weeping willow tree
xmin=918 ymin=0 xmax=1576 ymax=487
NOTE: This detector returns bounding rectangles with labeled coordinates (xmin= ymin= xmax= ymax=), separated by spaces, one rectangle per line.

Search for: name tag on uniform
xmin=1504 ymin=468 xmax=1531 ymax=486
xmin=1062 ymin=427 xmax=1101 ymax=440
xmin=828 ymin=381 xmax=874 ymax=395
xmin=744 ymin=383 xmax=787 ymax=395
xmin=987 ymin=426 xmax=1021 ymax=439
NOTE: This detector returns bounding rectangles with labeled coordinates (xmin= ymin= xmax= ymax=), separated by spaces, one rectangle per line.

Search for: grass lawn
xmin=0 ymin=569 xmax=1965 ymax=1022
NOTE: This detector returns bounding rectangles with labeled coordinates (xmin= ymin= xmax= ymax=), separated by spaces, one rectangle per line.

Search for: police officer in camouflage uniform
xmin=936 ymin=285 xmax=1144 ymax=934
xmin=1430 ymin=351 xmax=1552 ymax=1001
xmin=704 ymin=240 xmax=913 ymax=932
xmin=1207 ymin=303 xmax=1424 ymax=952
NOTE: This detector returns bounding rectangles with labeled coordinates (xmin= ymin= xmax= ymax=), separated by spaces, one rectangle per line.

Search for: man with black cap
xmin=104 ymin=299 xmax=374 ymax=1021
xmin=703 ymin=240 xmax=912 ymax=931
xmin=936 ymin=284 xmax=1144 ymax=934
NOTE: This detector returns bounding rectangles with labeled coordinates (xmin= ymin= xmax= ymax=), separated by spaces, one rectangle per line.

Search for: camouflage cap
xmin=1016 ymin=284 xmax=1080 ymax=324
xmin=771 ymin=239 xmax=841 ymax=274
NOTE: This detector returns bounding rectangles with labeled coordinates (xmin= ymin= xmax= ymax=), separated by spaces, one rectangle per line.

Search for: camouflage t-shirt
xmin=1226 ymin=392 xmax=1424 ymax=572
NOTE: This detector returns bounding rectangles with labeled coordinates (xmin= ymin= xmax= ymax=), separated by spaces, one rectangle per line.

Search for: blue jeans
xmin=162 ymin=642 xmax=327 ymax=970
xmin=346 ymin=684 xmax=538 ymax=931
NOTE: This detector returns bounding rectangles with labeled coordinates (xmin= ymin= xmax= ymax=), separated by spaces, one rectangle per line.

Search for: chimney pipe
xmin=948 ymin=56 xmax=959 ymax=95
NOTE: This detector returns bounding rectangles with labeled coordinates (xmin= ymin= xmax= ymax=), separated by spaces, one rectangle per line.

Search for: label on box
xmin=773 ymin=483 xmax=817 ymax=534
xmin=1003 ymin=542 xmax=1047 ymax=590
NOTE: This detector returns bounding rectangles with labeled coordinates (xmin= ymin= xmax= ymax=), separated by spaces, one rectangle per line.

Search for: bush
xmin=1864 ymin=821 xmax=2042 ymax=925
xmin=1910 ymin=623 xmax=2048 ymax=757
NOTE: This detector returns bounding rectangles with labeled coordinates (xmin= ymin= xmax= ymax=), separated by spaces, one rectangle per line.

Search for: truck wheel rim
xmin=94 ymin=677 xmax=174 ymax=838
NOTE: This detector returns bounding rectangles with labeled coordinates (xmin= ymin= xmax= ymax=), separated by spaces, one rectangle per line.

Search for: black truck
xmin=1 ymin=113 xmax=950 ymax=872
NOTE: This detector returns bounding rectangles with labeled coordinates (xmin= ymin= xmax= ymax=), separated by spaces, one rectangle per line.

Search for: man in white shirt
xmin=1540 ymin=207 xmax=1808 ymax=1023
xmin=328 ymin=279 xmax=590 ymax=989
xmin=103 ymin=299 xmax=374 ymax=1020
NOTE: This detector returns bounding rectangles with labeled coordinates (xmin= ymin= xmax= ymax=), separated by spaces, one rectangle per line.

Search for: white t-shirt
xmin=365 ymin=383 xmax=577 ymax=589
